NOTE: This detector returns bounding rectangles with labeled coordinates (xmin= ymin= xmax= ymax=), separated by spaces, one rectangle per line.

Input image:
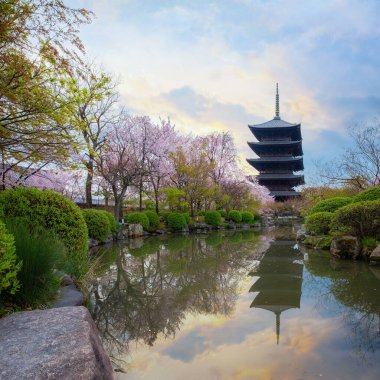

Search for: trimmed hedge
xmin=99 ymin=210 xmax=117 ymax=232
xmin=352 ymin=186 xmax=380 ymax=203
xmin=241 ymin=211 xmax=255 ymax=224
xmin=126 ymin=212 xmax=149 ymax=230
xmin=217 ymin=210 xmax=227 ymax=218
xmin=305 ymin=212 xmax=333 ymax=235
xmin=144 ymin=211 xmax=160 ymax=230
xmin=229 ymin=210 xmax=242 ymax=223
xmin=309 ymin=197 xmax=352 ymax=215
xmin=204 ymin=211 xmax=222 ymax=227
xmin=0 ymin=187 xmax=88 ymax=276
xmin=331 ymin=200 xmax=380 ymax=239
xmin=167 ymin=212 xmax=187 ymax=231
xmin=0 ymin=220 xmax=21 ymax=295
xmin=82 ymin=209 xmax=111 ymax=242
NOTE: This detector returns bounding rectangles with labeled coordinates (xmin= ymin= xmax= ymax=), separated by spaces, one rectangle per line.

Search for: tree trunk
xmin=139 ymin=177 xmax=143 ymax=211
xmin=85 ymin=160 xmax=94 ymax=208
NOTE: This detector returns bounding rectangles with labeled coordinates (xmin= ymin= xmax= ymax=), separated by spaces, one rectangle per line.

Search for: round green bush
xmin=217 ymin=210 xmax=227 ymax=217
xmin=0 ymin=187 xmax=88 ymax=276
xmin=352 ymin=186 xmax=380 ymax=203
xmin=305 ymin=212 xmax=334 ymax=235
xmin=126 ymin=212 xmax=149 ymax=230
xmin=241 ymin=211 xmax=255 ymax=224
xmin=167 ymin=212 xmax=187 ymax=231
xmin=144 ymin=211 xmax=160 ymax=230
xmin=228 ymin=210 xmax=242 ymax=223
xmin=331 ymin=200 xmax=380 ymax=238
xmin=309 ymin=197 xmax=352 ymax=215
xmin=181 ymin=212 xmax=190 ymax=224
xmin=99 ymin=211 xmax=117 ymax=232
xmin=0 ymin=220 xmax=21 ymax=295
xmin=82 ymin=209 xmax=111 ymax=242
xmin=204 ymin=210 xmax=222 ymax=227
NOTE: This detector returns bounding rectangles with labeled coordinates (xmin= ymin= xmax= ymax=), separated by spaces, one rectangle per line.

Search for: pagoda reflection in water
xmin=249 ymin=239 xmax=304 ymax=344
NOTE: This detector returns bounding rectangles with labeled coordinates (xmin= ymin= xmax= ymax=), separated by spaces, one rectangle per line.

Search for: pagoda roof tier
xmin=270 ymin=190 xmax=301 ymax=198
xmin=249 ymin=120 xmax=301 ymax=141
xmin=247 ymin=156 xmax=304 ymax=171
xmin=248 ymin=140 xmax=303 ymax=156
xmin=258 ymin=174 xmax=305 ymax=187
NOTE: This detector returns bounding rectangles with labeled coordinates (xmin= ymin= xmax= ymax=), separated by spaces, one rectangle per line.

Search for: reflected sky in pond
xmin=90 ymin=227 xmax=380 ymax=380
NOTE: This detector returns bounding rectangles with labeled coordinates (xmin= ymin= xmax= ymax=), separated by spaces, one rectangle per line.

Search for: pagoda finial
xmin=274 ymin=83 xmax=280 ymax=120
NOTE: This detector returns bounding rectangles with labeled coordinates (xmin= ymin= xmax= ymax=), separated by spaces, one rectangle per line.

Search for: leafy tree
xmin=0 ymin=0 xmax=93 ymax=189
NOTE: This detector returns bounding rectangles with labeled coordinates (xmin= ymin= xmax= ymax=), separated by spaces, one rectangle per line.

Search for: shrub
xmin=167 ymin=212 xmax=187 ymax=231
xmin=331 ymin=200 xmax=380 ymax=239
xmin=82 ymin=209 xmax=111 ymax=242
xmin=5 ymin=221 xmax=66 ymax=307
xmin=144 ymin=211 xmax=160 ymax=231
xmin=204 ymin=211 xmax=222 ymax=227
xmin=352 ymin=186 xmax=380 ymax=203
xmin=158 ymin=211 xmax=170 ymax=223
xmin=0 ymin=220 xmax=21 ymax=295
xmin=217 ymin=210 xmax=227 ymax=217
xmin=182 ymin=212 xmax=190 ymax=224
xmin=0 ymin=187 xmax=88 ymax=276
xmin=99 ymin=211 xmax=117 ymax=232
xmin=241 ymin=211 xmax=255 ymax=224
xmin=305 ymin=212 xmax=333 ymax=235
xmin=126 ymin=212 xmax=149 ymax=230
xmin=229 ymin=210 xmax=242 ymax=223
xmin=309 ymin=197 xmax=352 ymax=215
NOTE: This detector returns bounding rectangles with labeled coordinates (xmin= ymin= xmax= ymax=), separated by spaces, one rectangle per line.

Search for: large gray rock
xmin=330 ymin=235 xmax=361 ymax=259
xmin=0 ymin=306 xmax=115 ymax=380
xmin=128 ymin=223 xmax=144 ymax=237
xmin=370 ymin=244 xmax=380 ymax=263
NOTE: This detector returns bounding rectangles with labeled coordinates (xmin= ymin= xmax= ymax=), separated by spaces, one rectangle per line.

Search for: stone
xmin=296 ymin=227 xmax=306 ymax=241
xmin=53 ymin=284 xmax=84 ymax=308
xmin=128 ymin=223 xmax=144 ymax=237
xmin=330 ymin=235 xmax=361 ymax=259
xmin=61 ymin=275 xmax=74 ymax=286
xmin=369 ymin=244 xmax=380 ymax=263
xmin=88 ymin=238 xmax=100 ymax=249
xmin=0 ymin=306 xmax=115 ymax=380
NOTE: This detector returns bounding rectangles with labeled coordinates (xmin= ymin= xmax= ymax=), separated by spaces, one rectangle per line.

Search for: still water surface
xmin=90 ymin=226 xmax=380 ymax=380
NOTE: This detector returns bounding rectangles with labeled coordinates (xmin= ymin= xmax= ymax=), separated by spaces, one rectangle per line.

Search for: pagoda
xmin=247 ymin=84 xmax=304 ymax=201
xmin=249 ymin=239 xmax=303 ymax=344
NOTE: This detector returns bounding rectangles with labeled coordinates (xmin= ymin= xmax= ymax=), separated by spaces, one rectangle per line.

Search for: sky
xmin=69 ymin=0 xmax=380 ymax=184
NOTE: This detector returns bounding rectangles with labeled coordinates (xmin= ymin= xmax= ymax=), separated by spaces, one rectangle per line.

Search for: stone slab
xmin=0 ymin=306 xmax=115 ymax=380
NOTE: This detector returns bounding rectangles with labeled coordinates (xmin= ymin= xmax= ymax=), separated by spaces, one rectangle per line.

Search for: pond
xmin=90 ymin=226 xmax=380 ymax=380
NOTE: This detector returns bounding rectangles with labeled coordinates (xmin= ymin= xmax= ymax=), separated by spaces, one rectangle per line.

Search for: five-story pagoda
xmin=247 ymin=84 xmax=304 ymax=201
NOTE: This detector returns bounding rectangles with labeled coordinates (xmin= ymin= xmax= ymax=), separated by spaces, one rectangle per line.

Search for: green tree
xmin=0 ymin=0 xmax=93 ymax=188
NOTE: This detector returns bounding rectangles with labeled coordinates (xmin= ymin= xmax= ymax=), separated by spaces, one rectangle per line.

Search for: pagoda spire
xmin=274 ymin=83 xmax=280 ymax=120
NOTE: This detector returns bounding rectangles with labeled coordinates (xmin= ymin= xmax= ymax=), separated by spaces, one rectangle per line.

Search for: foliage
xmin=217 ymin=209 xmax=227 ymax=217
xmin=144 ymin=211 xmax=160 ymax=231
xmin=0 ymin=187 xmax=88 ymax=276
xmin=143 ymin=200 xmax=155 ymax=210
xmin=99 ymin=210 xmax=117 ymax=232
xmin=0 ymin=220 xmax=21 ymax=295
xmin=4 ymin=221 xmax=66 ymax=307
xmin=352 ymin=186 xmax=380 ymax=203
xmin=167 ymin=212 xmax=187 ymax=231
xmin=241 ymin=211 xmax=255 ymax=224
xmin=309 ymin=197 xmax=352 ymax=215
xmin=331 ymin=200 xmax=380 ymax=239
xmin=126 ymin=212 xmax=150 ymax=230
xmin=305 ymin=212 xmax=334 ymax=235
xmin=304 ymin=235 xmax=332 ymax=250
xmin=228 ymin=210 xmax=242 ymax=223
xmin=204 ymin=211 xmax=222 ymax=227
xmin=181 ymin=212 xmax=190 ymax=224
xmin=82 ymin=209 xmax=111 ymax=242
xmin=0 ymin=0 xmax=93 ymax=188
xmin=362 ymin=237 xmax=379 ymax=250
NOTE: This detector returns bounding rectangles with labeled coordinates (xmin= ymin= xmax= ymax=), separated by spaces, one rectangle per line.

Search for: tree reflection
xmin=89 ymin=231 xmax=269 ymax=365
xmin=303 ymin=248 xmax=380 ymax=361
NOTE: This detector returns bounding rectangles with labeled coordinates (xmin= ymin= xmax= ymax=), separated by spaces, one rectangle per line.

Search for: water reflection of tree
xmin=303 ymin=248 xmax=380 ymax=361
xmin=90 ymin=231 xmax=269 ymax=365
